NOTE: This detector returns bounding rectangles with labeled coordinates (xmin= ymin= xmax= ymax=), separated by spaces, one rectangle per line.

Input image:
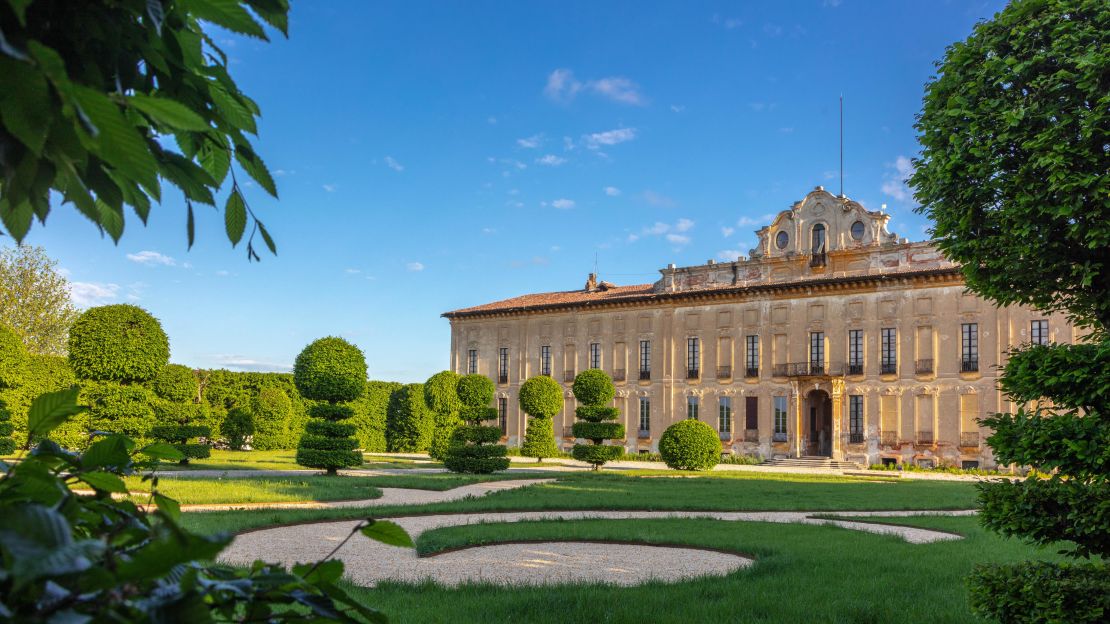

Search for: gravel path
xmin=219 ymin=508 xmax=972 ymax=587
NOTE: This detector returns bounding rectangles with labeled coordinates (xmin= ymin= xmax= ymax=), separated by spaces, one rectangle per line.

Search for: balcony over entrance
xmin=772 ymin=362 xmax=843 ymax=378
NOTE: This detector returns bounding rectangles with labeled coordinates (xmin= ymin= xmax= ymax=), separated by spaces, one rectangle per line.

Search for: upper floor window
xmin=809 ymin=332 xmax=824 ymax=373
xmin=775 ymin=230 xmax=789 ymax=249
xmin=467 ymin=349 xmax=478 ymax=374
xmin=962 ymin=323 xmax=979 ymax=372
xmin=498 ymin=348 xmax=509 ymax=382
xmin=687 ymin=337 xmax=700 ymax=377
xmin=745 ymin=335 xmax=759 ymax=377
xmin=540 ymin=345 xmax=551 ymax=376
xmin=687 ymin=396 xmax=699 ymax=420
xmin=639 ymin=340 xmax=651 ymax=379
xmin=880 ymin=328 xmax=897 ymax=375
xmin=1031 ymin=320 xmax=1049 ymax=346
xmin=811 ymin=223 xmax=826 ymax=253
xmin=848 ymin=329 xmax=863 ymax=374
xmin=589 ymin=342 xmax=601 ymax=369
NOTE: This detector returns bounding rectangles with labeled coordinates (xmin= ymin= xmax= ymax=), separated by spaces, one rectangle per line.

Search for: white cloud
xmin=717 ymin=249 xmax=745 ymax=261
xmin=583 ymin=128 xmax=637 ymax=149
xmin=536 ymin=154 xmax=566 ymax=166
xmin=666 ymin=233 xmax=691 ymax=245
xmin=126 ymin=250 xmax=176 ymax=267
xmin=551 ymin=198 xmax=575 ymax=210
xmin=881 ymin=155 xmax=915 ymax=203
xmin=482 ymin=227 xmax=497 ymax=234
xmin=345 ymin=268 xmax=361 ymax=274
xmin=645 ymin=222 xmax=670 ymax=235
xmin=642 ymin=190 xmax=677 ymax=208
xmin=737 ymin=213 xmax=775 ymax=228
xmin=487 ymin=116 xmax=498 ymax=125
xmin=70 ymin=282 xmax=120 ymax=307
xmin=670 ymin=104 xmax=686 ymax=113
xmin=517 ymin=134 xmax=543 ymax=149
xmin=215 ymin=270 xmax=230 ymax=277
xmin=823 ymin=0 xmax=843 ymax=7
xmin=721 ymin=226 xmax=735 ymax=237
xmin=406 ymin=262 xmax=425 ymax=272
xmin=213 ymin=355 xmax=292 ymax=373
xmin=628 ymin=219 xmax=695 ymax=245
xmin=273 ymin=169 xmax=294 ymax=177
xmin=544 ymin=68 xmax=646 ymax=105
xmin=675 ymin=218 xmax=694 ymax=233
xmin=712 ymin=14 xmax=744 ymax=29
xmin=384 ymin=156 xmax=404 ymax=172
xmin=322 ymin=184 xmax=337 ymax=193
xmin=604 ymin=186 xmax=621 ymax=196
xmin=763 ymin=23 xmax=783 ymax=37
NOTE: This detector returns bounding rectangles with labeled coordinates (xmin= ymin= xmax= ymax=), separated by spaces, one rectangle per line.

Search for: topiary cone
xmin=570 ymin=370 xmax=625 ymax=470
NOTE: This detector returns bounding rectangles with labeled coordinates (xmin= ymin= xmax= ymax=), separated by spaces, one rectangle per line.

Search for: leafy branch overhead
xmin=0 ymin=0 xmax=288 ymax=260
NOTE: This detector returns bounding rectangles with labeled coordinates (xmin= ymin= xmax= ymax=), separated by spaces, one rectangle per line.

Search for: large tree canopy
xmin=910 ymin=0 xmax=1109 ymax=331
xmin=0 ymin=0 xmax=288 ymax=259
xmin=0 ymin=245 xmax=78 ymax=355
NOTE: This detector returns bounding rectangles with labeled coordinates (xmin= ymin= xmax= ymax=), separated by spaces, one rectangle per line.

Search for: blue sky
xmin=18 ymin=0 xmax=1005 ymax=382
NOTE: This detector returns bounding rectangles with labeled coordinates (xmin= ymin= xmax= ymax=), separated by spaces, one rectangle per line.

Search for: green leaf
xmin=246 ymin=0 xmax=290 ymax=36
xmin=293 ymin=559 xmax=344 ymax=584
xmin=28 ymin=386 xmax=85 ymax=438
xmin=0 ymin=57 xmax=53 ymax=153
xmin=0 ymin=197 xmax=34 ymax=242
xmin=360 ymin=520 xmax=413 ymax=548
xmin=198 ymin=136 xmax=231 ymax=185
xmin=78 ymin=471 xmax=128 ymax=494
xmin=129 ymin=94 xmax=208 ymax=131
xmin=185 ymin=0 xmax=267 ymax=40
xmin=95 ymin=199 xmax=125 ymax=243
xmin=159 ymin=152 xmax=217 ymax=204
xmin=82 ymin=434 xmax=132 ymax=469
xmin=208 ymin=82 xmax=257 ymax=134
xmin=225 ymin=189 xmax=246 ymax=245
xmin=187 ymin=201 xmax=196 ymax=250
xmin=257 ymin=220 xmax=276 ymax=255
xmin=140 ymin=442 xmax=185 ymax=462
xmin=153 ymin=492 xmax=181 ymax=522
xmin=70 ymin=86 xmax=160 ymax=197
xmin=146 ymin=0 xmax=166 ymax=34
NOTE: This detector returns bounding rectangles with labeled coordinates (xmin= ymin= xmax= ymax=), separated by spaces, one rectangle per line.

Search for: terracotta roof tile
xmin=443 ymin=284 xmax=655 ymax=317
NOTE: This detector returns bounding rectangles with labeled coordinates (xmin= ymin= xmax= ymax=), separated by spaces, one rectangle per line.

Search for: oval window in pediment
xmin=851 ymin=220 xmax=865 ymax=240
xmin=775 ymin=231 xmax=789 ymax=249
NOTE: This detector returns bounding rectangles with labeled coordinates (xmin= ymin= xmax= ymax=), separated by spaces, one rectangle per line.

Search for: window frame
xmin=718 ymin=396 xmax=732 ymax=434
xmin=540 ymin=345 xmax=551 ymax=376
xmin=849 ymin=395 xmax=864 ymax=437
xmin=638 ymin=397 xmax=651 ymax=432
xmin=1031 ymin=319 xmax=1048 ymax=346
xmin=497 ymin=397 xmax=507 ymax=434
xmin=773 ymin=396 xmax=788 ymax=435
xmin=961 ymin=322 xmax=979 ymax=370
xmin=589 ymin=342 xmax=601 ymax=369
xmin=687 ymin=337 xmax=700 ymax=375
xmin=848 ymin=329 xmax=863 ymax=369
xmin=809 ymin=331 xmax=824 ymax=372
xmin=639 ymin=340 xmax=651 ymax=374
xmin=498 ymin=347 xmax=509 ymax=382
xmin=467 ymin=349 xmax=478 ymax=375
xmin=687 ymin=395 xmax=699 ymax=420
xmin=880 ymin=327 xmax=897 ymax=374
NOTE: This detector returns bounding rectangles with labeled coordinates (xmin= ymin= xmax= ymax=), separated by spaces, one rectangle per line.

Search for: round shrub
xmin=572 ymin=369 xmax=615 ymax=406
xmin=385 ymin=383 xmax=433 ymax=452
xmin=67 ymin=305 xmax=169 ymax=383
xmin=293 ymin=337 xmax=367 ymax=403
xmin=251 ymin=386 xmax=292 ymax=450
xmin=519 ymin=375 xmax=563 ymax=418
xmin=659 ymin=420 xmax=722 ymax=471
xmin=150 ymin=364 xmax=197 ymax=403
xmin=423 ymin=371 xmax=461 ymax=414
xmin=222 ymin=407 xmax=254 ymax=450
xmin=456 ymin=374 xmax=494 ymax=408
xmin=0 ymin=324 xmax=27 ymax=390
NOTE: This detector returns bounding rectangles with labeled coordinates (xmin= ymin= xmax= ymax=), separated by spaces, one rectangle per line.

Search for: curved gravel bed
xmin=219 ymin=508 xmax=972 ymax=587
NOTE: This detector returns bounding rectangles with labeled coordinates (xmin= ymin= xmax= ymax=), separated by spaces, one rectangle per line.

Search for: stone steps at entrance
xmin=762 ymin=456 xmax=862 ymax=471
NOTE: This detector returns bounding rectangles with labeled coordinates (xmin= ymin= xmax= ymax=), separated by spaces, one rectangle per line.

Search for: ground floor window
xmin=687 ymin=396 xmax=699 ymax=420
xmin=638 ymin=398 xmax=650 ymax=433
xmin=718 ymin=397 xmax=731 ymax=434
xmin=497 ymin=397 xmax=507 ymax=434
xmin=773 ymin=396 xmax=787 ymax=439
xmin=849 ymin=395 xmax=864 ymax=442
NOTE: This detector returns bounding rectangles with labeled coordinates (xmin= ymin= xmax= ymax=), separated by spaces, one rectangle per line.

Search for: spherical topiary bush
xmin=456 ymin=374 xmax=495 ymax=408
xmin=150 ymin=364 xmax=198 ymax=403
xmin=222 ymin=407 xmax=254 ymax=451
xmin=571 ymin=369 xmax=615 ymax=406
xmin=424 ymin=371 xmax=462 ymax=461
xmin=519 ymin=375 xmax=562 ymax=461
xmin=0 ymin=323 xmax=28 ymax=389
xmin=294 ymin=337 xmax=367 ymax=474
xmin=67 ymin=305 xmax=169 ymax=383
xmin=659 ymin=419 xmax=722 ymax=471
xmin=445 ymin=373 xmax=508 ymax=474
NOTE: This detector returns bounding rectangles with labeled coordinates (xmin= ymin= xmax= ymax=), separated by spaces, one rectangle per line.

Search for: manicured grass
xmin=150 ymin=449 xmax=442 ymax=472
xmin=349 ymin=515 xmax=1064 ymax=624
xmin=349 ymin=472 xmax=564 ymax=492
xmin=180 ymin=472 xmax=977 ymax=535
xmin=123 ymin=476 xmax=384 ymax=505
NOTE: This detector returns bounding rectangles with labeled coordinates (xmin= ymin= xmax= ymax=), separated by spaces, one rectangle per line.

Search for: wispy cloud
xmin=737 ymin=213 xmax=775 ymax=228
xmin=544 ymin=68 xmax=646 ymax=105
xmin=628 ymin=219 xmax=695 ymax=245
xmin=642 ymin=190 xmax=677 ymax=208
xmin=717 ymin=249 xmax=746 ymax=261
xmin=213 ymin=354 xmax=292 ymax=373
xmin=721 ymin=226 xmax=735 ymax=237
xmin=406 ymin=262 xmax=425 ymax=272
xmin=823 ymin=0 xmax=843 ymax=7
xmin=604 ymin=186 xmax=621 ymax=197
xmin=517 ymin=134 xmax=543 ymax=149
xmin=345 ymin=268 xmax=361 ymax=274
xmin=666 ymin=233 xmax=690 ymax=245
xmin=711 ymin=14 xmax=744 ymax=29
xmin=881 ymin=155 xmax=915 ymax=203
xmin=70 ymin=282 xmax=120 ymax=307
xmin=536 ymin=154 xmax=566 ymax=166
xmin=582 ymin=128 xmax=637 ymax=149
xmin=384 ymin=156 xmax=404 ymax=172
xmin=322 ymin=184 xmax=337 ymax=193
xmin=670 ymin=104 xmax=686 ymax=113
xmin=126 ymin=250 xmax=176 ymax=267
xmin=549 ymin=198 xmax=575 ymax=210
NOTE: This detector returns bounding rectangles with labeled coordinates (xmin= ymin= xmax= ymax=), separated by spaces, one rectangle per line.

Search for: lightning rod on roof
xmin=840 ymin=94 xmax=844 ymax=198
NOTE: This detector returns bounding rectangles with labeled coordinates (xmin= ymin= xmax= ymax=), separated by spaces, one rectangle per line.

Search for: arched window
xmin=811 ymin=223 xmax=826 ymax=253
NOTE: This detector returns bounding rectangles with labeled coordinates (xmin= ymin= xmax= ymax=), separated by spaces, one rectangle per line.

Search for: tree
xmin=518 ymin=375 xmax=562 ymax=461
xmin=251 ymin=386 xmax=292 ymax=450
xmin=911 ymin=2 xmax=1110 ymax=621
xmin=0 ymin=1 xmax=287 ymax=260
xmin=293 ymin=337 xmax=367 ymax=475
xmin=423 ymin=371 xmax=462 ymax=461
xmin=385 ymin=383 xmax=432 ymax=453
xmin=0 ymin=245 xmax=78 ymax=355
xmin=444 ymin=374 xmax=509 ymax=474
xmin=68 ymin=305 xmax=169 ymax=384
xmin=570 ymin=370 xmax=624 ymax=470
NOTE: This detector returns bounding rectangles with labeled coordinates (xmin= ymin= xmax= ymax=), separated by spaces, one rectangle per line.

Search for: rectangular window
xmin=498 ymin=347 xmax=509 ymax=383
xmin=881 ymin=328 xmax=897 ymax=375
xmin=745 ymin=396 xmax=758 ymax=430
xmin=540 ymin=345 xmax=551 ymax=376
xmin=687 ymin=337 xmax=700 ymax=377
xmin=849 ymin=395 xmax=864 ymax=442
xmin=961 ymin=323 xmax=979 ymax=372
xmin=773 ymin=396 xmax=788 ymax=438
xmin=848 ymin=329 xmax=863 ymax=374
xmin=718 ymin=397 xmax=732 ymax=434
xmin=589 ymin=342 xmax=601 ymax=369
xmin=497 ymin=397 xmax=507 ymax=434
xmin=809 ymin=332 xmax=824 ymax=374
xmin=639 ymin=340 xmax=651 ymax=379
xmin=639 ymin=398 xmax=651 ymax=433
xmin=687 ymin=396 xmax=699 ymax=420
xmin=745 ymin=335 xmax=759 ymax=377
xmin=1031 ymin=320 xmax=1049 ymax=346
xmin=467 ymin=349 xmax=478 ymax=375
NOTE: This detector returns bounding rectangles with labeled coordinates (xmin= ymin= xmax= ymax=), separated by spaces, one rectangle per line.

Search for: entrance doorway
xmin=806 ymin=390 xmax=832 ymax=457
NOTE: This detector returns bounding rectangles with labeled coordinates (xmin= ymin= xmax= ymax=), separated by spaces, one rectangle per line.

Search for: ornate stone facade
xmin=442 ymin=187 xmax=1075 ymax=468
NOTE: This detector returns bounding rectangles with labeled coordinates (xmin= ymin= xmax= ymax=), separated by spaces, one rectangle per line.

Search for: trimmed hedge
xmin=659 ymin=419 xmax=722 ymax=471
xmin=250 ymin=386 xmax=292 ymax=450
xmin=386 ymin=383 xmax=433 ymax=452
xmin=424 ymin=371 xmax=462 ymax=461
xmin=150 ymin=420 xmax=211 ymax=465
xmin=350 ymin=381 xmax=398 ymax=453
xmin=149 ymin=364 xmax=197 ymax=403
xmin=968 ymin=561 xmax=1110 ymax=624
xmin=293 ymin=337 xmax=367 ymax=403
xmin=518 ymin=375 xmax=563 ymax=419
xmin=4 ymin=354 xmax=77 ymax=447
xmin=222 ymin=407 xmax=254 ymax=450
xmin=570 ymin=370 xmax=624 ymax=469
xmin=295 ymin=448 xmax=362 ymax=470
xmin=452 ymin=425 xmax=502 ymax=444
xmin=81 ymin=381 xmax=157 ymax=444
xmin=305 ymin=420 xmax=357 ymax=438
xmin=521 ymin=416 xmax=558 ymax=460
xmin=0 ymin=399 xmax=15 ymax=455
xmin=445 ymin=374 xmax=508 ymax=474
xmin=0 ymin=324 xmax=26 ymax=390
xmin=67 ymin=305 xmax=169 ymax=383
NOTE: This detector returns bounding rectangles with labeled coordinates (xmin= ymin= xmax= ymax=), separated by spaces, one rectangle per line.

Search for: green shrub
xmin=293 ymin=337 xmax=367 ymax=403
xmin=521 ymin=416 xmax=559 ymax=460
xmin=222 ymin=407 xmax=254 ymax=450
xmin=149 ymin=364 xmax=198 ymax=403
xmin=386 ymin=383 xmax=433 ymax=452
xmin=445 ymin=375 xmax=508 ymax=474
xmin=0 ymin=399 xmax=15 ymax=455
xmin=81 ymin=381 xmax=157 ymax=445
xmin=0 ymin=353 xmax=75 ymax=444
xmin=720 ymin=453 xmax=762 ymax=466
xmin=67 ymin=305 xmax=169 ymax=383
xmin=659 ymin=419 xmax=722 ymax=471
xmin=456 ymin=374 xmax=494 ymax=408
xmin=518 ymin=375 xmax=563 ymax=418
xmin=305 ymin=420 xmax=356 ymax=438
xmin=350 ymin=381 xmax=398 ymax=453
xmin=251 ymin=386 xmax=292 ymax=450
xmin=0 ymin=323 xmax=26 ymax=389
xmin=424 ymin=371 xmax=462 ymax=461
xmin=570 ymin=370 xmax=624 ymax=470
xmin=150 ymin=422 xmax=211 ymax=464
xmin=967 ymin=561 xmax=1110 ymax=624
xmin=293 ymin=337 xmax=366 ymax=474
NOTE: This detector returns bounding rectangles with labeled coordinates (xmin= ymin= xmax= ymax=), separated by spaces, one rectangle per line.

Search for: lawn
xmin=180 ymin=471 xmax=978 ymax=535
xmin=344 ymin=515 xmax=1063 ymax=624
xmin=149 ymin=449 xmax=443 ymax=472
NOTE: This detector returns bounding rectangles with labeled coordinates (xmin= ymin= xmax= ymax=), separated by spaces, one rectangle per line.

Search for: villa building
xmin=441 ymin=187 xmax=1074 ymax=468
